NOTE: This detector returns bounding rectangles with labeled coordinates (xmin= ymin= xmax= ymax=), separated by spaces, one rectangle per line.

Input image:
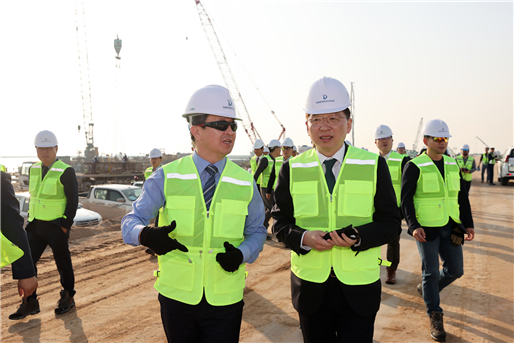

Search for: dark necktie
xmin=204 ymin=164 xmax=218 ymax=210
xmin=324 ymin=159 xmax=336 ymax=193
xmin=256 ymin=157 xmax=260 ymax=166
xmin=42 ymin=165 xmax=49 ymax=180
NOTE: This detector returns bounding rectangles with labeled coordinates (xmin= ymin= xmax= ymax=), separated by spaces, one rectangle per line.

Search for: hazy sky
xmin=1 ymin=1 xmax=512 ymax=159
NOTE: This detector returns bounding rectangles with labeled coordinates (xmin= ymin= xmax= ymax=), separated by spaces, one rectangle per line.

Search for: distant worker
xmin=272 ymin=137 xmax=294 ymax=190
xmin=374 ymin=125 xmax=410 ymax=285
xmin=292 ymin=145 xmax=298 ymax=157
xmin=397 ymin=142 xmax=407 ymax=156
xmin=121 ymin=85 xmax=266 ymax=342
xmin=10 ymin=130 xmax=79 ymax=320
xmin=122 ymin=153 xmax=128 ymax=172
xmin=455 ymin=144 xmax=476 ymax=193
xmin=401 ymin=119 xmax=474 ymax=342
xmin=250 ymin=139 xmax=265 ymax=187
xmin=145 ymin=149 xmax=163 ymax=180
xmin=479 ymin=147 xmax=489 ymax=183
xmin=2 ymin=171 xmax=38 ymax=319
xmin=263 ymin=146 xmax=269 ymax=155
xmin=487 ymin=147 xmax=497 ymax=185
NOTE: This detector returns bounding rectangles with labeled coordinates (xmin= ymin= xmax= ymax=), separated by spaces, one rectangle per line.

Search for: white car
xmin=499 ymin=146 xmax=514 ymax=186
xmin=15 ymin=192 xmax=103 ymax=227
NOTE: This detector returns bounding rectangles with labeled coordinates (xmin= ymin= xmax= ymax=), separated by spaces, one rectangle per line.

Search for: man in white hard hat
xmin=272 ymin=137 xmax=294 ymax=191
xmin=478 ymin=147 xmax=489 ymax=183
xmin=121 ymin=85 xmax=266 ymax=343
xmin=401 ymin=119 xmax=475 ymax=342
xmin=487 ymin=147 xmax=497 ymax=185
xmin=397 ymin=142 xmax=407 ymax=156
xmin=272 ymin=77 xmax=401 ymax=342
xmin=145 ymin=148 xmax=163 ymax=180
xmin=455 ymin=144 xmax=476 ymax=193
xmin=263 ymin=146 xmax=269 ymax=155
xmin=292 ymin=145 xmax=298 ymax=157
xmin=10 ymin=130 xmax=79 ymax=320
xmin=374 ymin=124 xmax=410 ymax=285
xmin=250 ymin=139 xmax=265 ymax=188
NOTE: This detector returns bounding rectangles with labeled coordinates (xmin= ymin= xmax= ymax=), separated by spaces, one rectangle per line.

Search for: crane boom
xmin=476 ymin=136 xmax=489 ymax=147
xmin=194 ymin=0 xmax=262 ymax=145
xmin=412 ymin=118 xmax=423 ymax=152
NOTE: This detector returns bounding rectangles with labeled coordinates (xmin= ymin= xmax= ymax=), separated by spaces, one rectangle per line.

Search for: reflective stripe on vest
xmin=482 ymin=153 xmax=489 ymax=165
xmin=1 ymin=233 xmax=24 ymax=268
xmin=273 ymin=156 xmax=284 ymax=189
xmin=260 ymin=155 xmax=274 ymax=188
xmin=156 ymin=156 xmax=253 ymax=306
xmin=28 ymin=161 xmax=69 ymax=222
xmin=289 ymin=146 xmax=381 ymax=286
xmin=411 ymin=154 xmax=462 ymax=227
xmin=386 ymin=151 xmax=406 ymax=207
xmin=455 ymin=156 xmax=474 ymax=182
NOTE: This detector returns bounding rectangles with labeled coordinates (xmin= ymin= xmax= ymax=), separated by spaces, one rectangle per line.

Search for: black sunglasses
xmin=198 ymin=121 xmax=237 ymax=132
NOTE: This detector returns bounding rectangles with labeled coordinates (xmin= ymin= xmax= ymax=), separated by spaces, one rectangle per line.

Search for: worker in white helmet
xmin=397 ymin=142 xmax=407 ymax=156
xmin=263 ymin=146 xmax=269 ymax=155
xmin=455 ymin=144 xmax=476 ymax=193
xmin=271 ymin=137 xmax=294 ymax=192
xmin=250 ymin=139 xmax=265 ymax=187
xmin=374 ymin=125 xmax=410 ymax=285
xmin=401 ymin=119 xmax=475 ymax=341
xmin=292 ymin=145 xmax=298 ymax=157
xmin=10 ymin=130 xmax=79 ymax=320
xmin=145 ymin=148 xmax=163 ymax=180
xmin=271 ymin=76 xmax=401 ymax=342
xmin=121 ymin=85 xmax=266 ymax=342
xmin=478 ymin=146 xmax=489 ymax=183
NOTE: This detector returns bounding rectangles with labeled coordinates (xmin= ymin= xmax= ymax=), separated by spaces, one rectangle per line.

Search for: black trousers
xmin=26 ymin=220 xmax=75 ymax=299
xmin=488 ymin=164 xmax=495 ymax=183
xmin=464 ymin=180 xmax=471 ymax=193
xmin=159 ymin=293 xmax=244 ymax=343
xmin=298 ymin=276 xmax=377 ymax=343
xmin=386 ymin=234 xmax=400 ymax=271
xmin=259 ymin=187 xmax=274 ymax=228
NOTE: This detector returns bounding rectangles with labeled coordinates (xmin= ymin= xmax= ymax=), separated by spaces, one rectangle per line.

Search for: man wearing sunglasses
xmin=401 ymin=119 xmax=474 ymax=342
xmin=455 ymin=144 xmax=476 ymax=193
xmin=121 ymin=84 xmax=267 ymax=343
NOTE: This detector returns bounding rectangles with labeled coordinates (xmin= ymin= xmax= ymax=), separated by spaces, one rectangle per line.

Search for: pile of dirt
xmin=69 ymin=217 xmax=123 ymax=241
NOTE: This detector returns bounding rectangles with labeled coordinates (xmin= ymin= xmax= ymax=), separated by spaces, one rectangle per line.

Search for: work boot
xmin=429 ymin=311 xmax=446 ymax=341
xmin=9 ymin=297 xmax=40 ymax=320
xmin=489 ymin=183 xmax=496 ymax=186
xmin=385 ymin=267 xmax=396 ymax=284
xmin=417 ymin=283 xmax=423 ymax=296
xmin=481 ymin=180 xmax=484 ymax=183
xmin=55 ymin=290 xmax=75 ymax=315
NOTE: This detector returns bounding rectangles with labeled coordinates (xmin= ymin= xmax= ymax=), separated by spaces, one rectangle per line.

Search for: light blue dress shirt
xmin=121 ymin=152 xmax=267 ymax=264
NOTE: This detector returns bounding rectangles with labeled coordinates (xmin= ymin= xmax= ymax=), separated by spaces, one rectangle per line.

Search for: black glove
xmin=323 ymin=225 xmax=360 ymax=241
xmin=451 ymin=226 xmax=465 ymax=246
xmin=216 ymin=242 xmax=243 ymax=272
xmin=139 ymin=221 xmax=188 ymax=255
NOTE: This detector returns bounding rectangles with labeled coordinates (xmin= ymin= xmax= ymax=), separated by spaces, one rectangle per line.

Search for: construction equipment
xmin=476 ymin=136 xmax=489 ymax=147
xmin=412 ymin=118 xmax=424 ymax=152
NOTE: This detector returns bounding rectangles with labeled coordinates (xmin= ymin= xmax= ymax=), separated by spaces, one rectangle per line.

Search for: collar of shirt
xmin=192 ymin=152 xmax=227 ymax=187
xmin=152 ymin=164 xmax=162 ymax=172
xmin=316 ymin=143 xmax=346 ymax=177
xmin=381 ymin=150 xmax=392 ymax=161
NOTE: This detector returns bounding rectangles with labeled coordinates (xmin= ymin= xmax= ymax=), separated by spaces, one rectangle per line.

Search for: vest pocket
xmin=41 ymin=178 xmax=58 ymax=195
xmin=448 ymin=172 xmax=460 ymax=191
xmin=340 ymin=181 xmax=373 ymax=218
xmin=291 ymin=181 xmax=318 ymax=218
xmin=291 ymin=249 xmax=323 ymax=270
xmin=338 ymin=247 xmax=377 ymax=271
xmin=422 ymin=172 xmax=440 ymax=193
xmin=214 ymin=200 xmax=248 ymax=238
xmin=213 ymin=261 xmax=246 ymax=295
xmin=159 ymin=252 xmax=195 ymax=292
xmin=29 ymin=176 xmax=39 ymax=193
xmin=165 ymin=196 xmax=195 ymax=236
xmin=389 ymin=166 xmax=399 ymax=181
xmin=448 ymin=197 xmax=460 ymax=220
xmin=415 ymin=200 xmax=445 ymax=223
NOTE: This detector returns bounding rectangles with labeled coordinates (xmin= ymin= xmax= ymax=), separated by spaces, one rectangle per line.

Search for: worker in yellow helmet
xmin=272 ymin=77 xmax=401 ymax=342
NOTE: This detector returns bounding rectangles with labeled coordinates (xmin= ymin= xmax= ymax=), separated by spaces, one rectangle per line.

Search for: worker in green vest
xmin=263 ymin=146 xmax=269 ymax=155
xmin=272 ymin=77 xmax=401 ymax=342
xmin=145 ymin=148 xmax=163 ymax=180
xmin=479 ymin=147 xmax=489 ymax=183
xmin=374 ymin=124 xmax=410 ymax=285
xmin=401 ymin=119 xmax=475 ymax=342
xmin=121 ymin=84 xmax=266 ymax=342
xmin=487 ymin=147 xmax=497 ymax=185
xmin=397 ymin=142 xmax=408 ymax=156
xmin=250 ymin=139 xmax=264 ymax=187
xmin=292 ymin=145 xmax=298 ymax=157
xmin=10 ymin=130 xmax=79 ymax=320
xmin=455 ymin=144 xmax=476 ymax=193
xmin=272 ymin=137 xmax=294 ymax=190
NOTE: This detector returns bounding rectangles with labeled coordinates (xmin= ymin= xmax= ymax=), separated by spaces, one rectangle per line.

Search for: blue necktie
xmin=204 ymin=164 xmax=218 ymax=210
xmin=324 ymin=159 xmax=336 ymax=194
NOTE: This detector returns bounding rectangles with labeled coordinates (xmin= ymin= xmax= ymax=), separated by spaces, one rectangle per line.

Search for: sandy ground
xmin=2 ymin=164 xmax=513 ymax=342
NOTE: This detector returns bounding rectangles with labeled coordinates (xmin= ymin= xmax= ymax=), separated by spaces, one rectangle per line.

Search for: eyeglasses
xmin=308 ymin=115 xmax=346 ymax=127
xmin=376 ymin=136 xmax=392 ymax=141
xmin=282 ymin=147 xmax=292 ymax=151
xmin=462 ymin=149 xmax=469 ymax=152
xmin=427 ymin=136 xmax=449 ymax=143
xmin=198 ymin=121 xmax=237 ymax=132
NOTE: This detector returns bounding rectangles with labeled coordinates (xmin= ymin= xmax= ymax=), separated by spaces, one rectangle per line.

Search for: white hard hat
xmin=253 ymin=139 xmax=264 ymax=149
xmin=423 ymin=119 xmax=451 ymax=138
xmin=182 ymin=85 xmax=240 ymax=121
xmin=461 ymin=144 xmax=470 ymax=150
xmin=304 ymin=77 xmax=351 ymax=115
xmin=375 ymin=125 xmax=393 ymax=139
xmin=344 ymin=140 xmax=352 ymax=146
xmin=263 ymin=147 xmax=269 ymax=153
xmin=282 ymin=137 xmax=294 ymax=147
xmin=293 ymin=145 xmax=297 ymax=152
xmin=34 ymin=130 xmax=58 ymax=147
xmin=268 ymin=139 xmax=281 ymax=148
xmin=397 ymin=142 xmax=405 ymax=148
xmin=149 ymin=148 xmax=162 ymax=158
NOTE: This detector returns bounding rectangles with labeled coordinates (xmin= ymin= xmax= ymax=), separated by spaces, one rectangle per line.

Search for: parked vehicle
xmin=499 ymin=146 xmax=514 ymax=186
xmin=131 ymin=181 xmax=144 ymax=188
xmin=15 ymin=192 xmax=102 ymax=227
xmin=18 ymin=161 xmax=37 ymax=191
xmin=79 ymin=184 xmax=141 ymax=220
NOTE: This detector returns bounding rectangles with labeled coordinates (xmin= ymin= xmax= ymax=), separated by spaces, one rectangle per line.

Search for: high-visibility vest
xmin=488 ymin=154 xmax=496 ymax=165
xmin=411 ymin=154 xmax=462 ymax=227
xmin=482 ymin=153 xmax=489 ymax=165
xmin=260 ymin=155 xmax=274 ymax=188
xmin=155 ymin=156 xmax=253 ymax=306
xmin=28 ymin=161 xmax=70 ymax=222
xmin=455 ymin=156 xmax=474 ymax=182
xmin=250 ymin=155 xmax=263 ymax=185
xmin=145 ymin=167 xmax=153 ymax=180
xmin=0 ymin=164 xmax=6 ymax=172
xmin=386 ymin=151 xmax=406 ymax=207
xmin=273 ymin=156 xmax=284 ymax=189
xmin=1 ymin=233 xmax=24 ymax=268
xmin=289 ymin=146 xmax=387 ymax=286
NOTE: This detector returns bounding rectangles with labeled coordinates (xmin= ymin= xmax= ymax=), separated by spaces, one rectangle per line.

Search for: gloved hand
xmin=216 ymin=242 xmax=243 ymax=272
xmin=323 ymin=225 xmax=360 ymax=241
xmin=451 ymin=226 xmax=465 ymax=246
xmin=139 ymin=221 xmax=188 ymax=255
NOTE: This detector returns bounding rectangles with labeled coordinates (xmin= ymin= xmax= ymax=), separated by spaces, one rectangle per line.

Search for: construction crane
xmin=193 ymin=0 xmax=263 ymax=145
xmin=476 ymin=136 xmax=489 ymax=147
xmin=412 ymin=118 xmax=424 ymax=152
xmin=75 ymin=0 xmax=96 ymax=158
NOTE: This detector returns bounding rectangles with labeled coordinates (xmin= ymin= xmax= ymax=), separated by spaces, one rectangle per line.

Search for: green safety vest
xmin=482 ymin=153 xmax=489 ymax=165
xmin=250 ymin=155 xmax=263 ymax=185
xmin=386 ymin=151 xmax=406 ymax=207
xmin=289 ymin=146 xmax=388 ymax=286
xmin=155 ymin=156 xmax=253 ymax=306
xmin=259 ymin=155 xmax=274 ymax=188
xmin=145 ymin=167 xmax=153 ymax=180
xmin=455 ymin=156 xmax=474 ymax=182
xmin=488 ymin=154 xmax=496 ymax=165
xmin=0 ymin=164 xmax=6 ymax=172
xmin=28 ymin=161 xmax=70 ymax=222
xmin=273 ymin=156 xmax=284 ymax=189
xmin=1 ymin=233 xmax=24 ymax=268
xmin=411 ymin=154 xmax=462 ymax=227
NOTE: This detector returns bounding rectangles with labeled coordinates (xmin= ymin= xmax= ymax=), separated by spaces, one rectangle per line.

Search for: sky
xmin=1 ymin=0 xmax=512 ymax=160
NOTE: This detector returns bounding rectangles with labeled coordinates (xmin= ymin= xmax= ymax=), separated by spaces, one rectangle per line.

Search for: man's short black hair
xmin=189 ymin=114 xmax=209 ymax=143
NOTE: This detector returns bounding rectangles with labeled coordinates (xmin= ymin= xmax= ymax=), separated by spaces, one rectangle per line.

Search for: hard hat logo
xmin=323 ymin=94 xmax=328 ymax=100
xmin=228 ymin=99 xmax=233 ymax=107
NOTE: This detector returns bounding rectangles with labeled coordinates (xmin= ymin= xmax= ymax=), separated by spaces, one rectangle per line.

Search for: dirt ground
xmin=2 ymin=165 xmax=513 ymax=342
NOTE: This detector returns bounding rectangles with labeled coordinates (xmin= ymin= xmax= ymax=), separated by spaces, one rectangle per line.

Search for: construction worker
xmin=2 ymin=171 xmax=38 ymax=319
xmin=292 ymin=145 xmax=298 ymax=157
xmin=263 ymin=146 xmax=269 ymax=155
xmin=455 ymin=144 xmax=476 ymax=193
xmin=401 ymin=119 xmax=474 ymax=342
xmin=145 ymin=148 xmax=163 ymax=180
xmin=250 ymin=139 xmax=265 ymax=187
xmin=397 ymin=142 xmax=407 ymax=156
xmin=270 ymin=137 xmax=294 ymax=192
xmin=121 ymin=85 xmax=266 ymax=343
xmin=10 ymin=130 xmax=79 ymax=320
xmin=487 ymin=147 xmax=497 ymax=185
xmin=272 ymin=77 xmax=401 ymax=342
xmin=374 ymin=125 xmax=410 ymax=285
xmin=479 ymin=147 xmax=489 ymax=183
